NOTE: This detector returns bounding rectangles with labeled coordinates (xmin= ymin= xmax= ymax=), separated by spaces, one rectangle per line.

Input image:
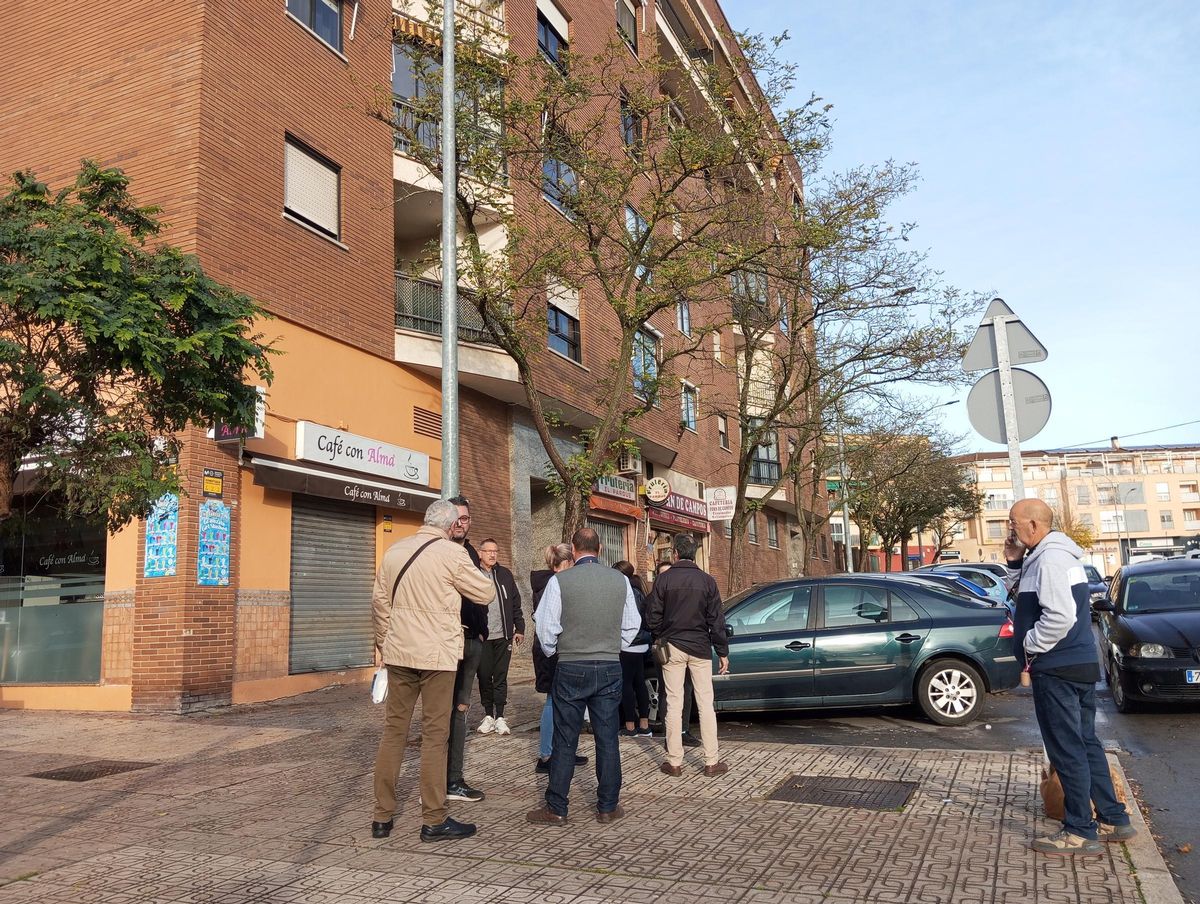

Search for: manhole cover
xmin=28 ymin=760 xmax=157 ymax=782
xmin=766 ymin=775 xmax=918 ymax=811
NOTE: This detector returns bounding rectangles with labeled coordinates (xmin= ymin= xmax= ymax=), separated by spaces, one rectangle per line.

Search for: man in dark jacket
xmin=475 ymin=538 xmax=524 ymax=735
xmin=447 ymin=496 xmax=486 ymax=803
xmin=647 ymin=533 xmax=729 ymax=777
xmin=1007 ymin=498 xmax=1133 ymax=857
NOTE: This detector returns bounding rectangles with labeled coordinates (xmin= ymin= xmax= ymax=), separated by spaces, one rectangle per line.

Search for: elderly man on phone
xmin=1006 ymin=498 xmax=1133 ymax=857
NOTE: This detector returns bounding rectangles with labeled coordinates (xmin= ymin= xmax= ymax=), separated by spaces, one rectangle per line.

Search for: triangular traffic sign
xmin=962 ymin=297 xmax=1048 ymax=372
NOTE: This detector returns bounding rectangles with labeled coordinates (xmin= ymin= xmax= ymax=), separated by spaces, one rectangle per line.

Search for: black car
xmin=1094 ymin=559 xmax=1200 ymax=712
xmin=711 ymin=574 xmax=1020 ymax=726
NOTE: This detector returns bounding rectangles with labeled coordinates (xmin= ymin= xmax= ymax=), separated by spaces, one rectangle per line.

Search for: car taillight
xmin=998 ymin=618 xmax=1014 ymax=639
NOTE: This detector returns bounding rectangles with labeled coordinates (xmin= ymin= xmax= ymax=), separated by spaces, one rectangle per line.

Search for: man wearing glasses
xmin=446 ymin=495 xmax=488 ymax=803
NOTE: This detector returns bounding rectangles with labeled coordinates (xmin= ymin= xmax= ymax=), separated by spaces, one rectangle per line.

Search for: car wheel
xmin=1110 ymin=668 xmax=1139 ymax=713
xmin=916 ymin=659 xmax=985 ymax=726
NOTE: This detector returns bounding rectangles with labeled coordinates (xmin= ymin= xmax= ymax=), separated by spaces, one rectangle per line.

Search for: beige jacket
xmin=372 ymin=525 xmax=495 ymax=671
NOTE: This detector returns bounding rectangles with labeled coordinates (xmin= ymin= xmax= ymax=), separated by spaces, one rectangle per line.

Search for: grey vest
xmin=554 ymin=560 xmax=626 ymax=662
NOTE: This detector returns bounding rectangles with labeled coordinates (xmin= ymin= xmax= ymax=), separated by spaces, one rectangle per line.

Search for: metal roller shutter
xmin=587 ymin=518 xmax=627 ymax=567
xmin=289 ymin=495 xmax=376 ymax=673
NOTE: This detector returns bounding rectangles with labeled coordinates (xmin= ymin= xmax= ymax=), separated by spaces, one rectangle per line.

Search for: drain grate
xmin=766 ymin=775 xmax=918 ymax=811
xmin=28 ymin=760 xmax=157 ymax=782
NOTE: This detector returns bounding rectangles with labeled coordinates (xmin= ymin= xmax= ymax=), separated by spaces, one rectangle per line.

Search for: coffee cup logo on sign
xmin=644 ymin=477 xmax=671 ymax=506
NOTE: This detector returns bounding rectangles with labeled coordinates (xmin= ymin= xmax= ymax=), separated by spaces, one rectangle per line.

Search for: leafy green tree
xmin=0 ymin=163 xmax=275 ymax=529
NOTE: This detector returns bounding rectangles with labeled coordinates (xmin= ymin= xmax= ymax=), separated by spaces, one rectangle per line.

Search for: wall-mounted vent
xmin=414 ymin=407 xmax=442 ymax=440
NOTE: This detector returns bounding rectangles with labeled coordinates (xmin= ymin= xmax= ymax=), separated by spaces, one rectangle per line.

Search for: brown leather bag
xmin=1040 ymin=764 xmax=1128 ymax=820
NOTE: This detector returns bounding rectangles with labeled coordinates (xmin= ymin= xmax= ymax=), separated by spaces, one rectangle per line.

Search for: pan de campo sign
xmin=296 ymin=422 xmax=430 ymax=486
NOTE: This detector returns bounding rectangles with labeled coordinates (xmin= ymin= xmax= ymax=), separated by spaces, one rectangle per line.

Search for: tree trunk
xmin=562 ymin=490 xmax=588 ymax=544
xmin=727 ymin=505 xmax=751 ymax=595
xmin=856 ymin=534 xmax=871 ymax=573
xmin=0 ymin=456 xmax=13 ymax=522
xmin=898 ymin=537 xmax=909 ymax=571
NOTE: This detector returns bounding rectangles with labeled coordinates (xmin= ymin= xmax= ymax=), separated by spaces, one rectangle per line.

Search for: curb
xmin=1109 ymin=753 xmax=1185 ymax=904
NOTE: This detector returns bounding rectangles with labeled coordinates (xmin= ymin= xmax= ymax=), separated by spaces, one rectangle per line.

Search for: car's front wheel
xmin=916 ymin=659 xmax=984 ymax=726
xmin=1109 ymin=666 xmax=1140 ymax=713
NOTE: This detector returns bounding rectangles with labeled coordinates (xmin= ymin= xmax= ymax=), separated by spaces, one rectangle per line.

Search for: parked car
xmin=918 ymin=561 xmax=1011 ymax=579
xmin=1093 ymin=559 xmax=1200 ymax=712
xmin=713 ymin=575 xmax=1020 ymax=726
xmin=1082 ymin=563 xmax=1110 ymax=613
xmin=873 ymin=571 xmax=1002 ymax=609
xmin=925 ymin=566 xmax=1010 ymax=606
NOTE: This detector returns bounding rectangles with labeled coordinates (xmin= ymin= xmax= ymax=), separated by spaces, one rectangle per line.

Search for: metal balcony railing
xmin=392 ymin=97 xmax=507 ymax=182
xmin=394 ymin=273 xmax=499 ymax=346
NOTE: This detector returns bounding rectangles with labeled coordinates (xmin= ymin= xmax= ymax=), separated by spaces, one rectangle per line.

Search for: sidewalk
xmin=0 ymin=678 xmax=1182 ymax=904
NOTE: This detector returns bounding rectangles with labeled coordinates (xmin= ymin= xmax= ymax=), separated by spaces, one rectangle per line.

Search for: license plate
xmin=1188 ymin=670 xmax=1200 ymax=684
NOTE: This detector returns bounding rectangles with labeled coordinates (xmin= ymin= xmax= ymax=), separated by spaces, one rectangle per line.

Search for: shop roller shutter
xmin=289 ymin=495 xmax=376 ymax=673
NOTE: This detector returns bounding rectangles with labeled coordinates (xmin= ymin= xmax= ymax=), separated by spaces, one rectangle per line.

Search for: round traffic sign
xmin=967 ymin=367 xmax=1052 ymax=444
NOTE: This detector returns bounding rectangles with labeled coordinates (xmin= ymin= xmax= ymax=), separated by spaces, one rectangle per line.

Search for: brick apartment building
xmin=0 ymin=0 xmax=828 ymax=712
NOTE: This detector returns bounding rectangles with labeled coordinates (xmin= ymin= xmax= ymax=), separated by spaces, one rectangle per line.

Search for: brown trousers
xmin=373 ymin=666 xmax=455 ymax=826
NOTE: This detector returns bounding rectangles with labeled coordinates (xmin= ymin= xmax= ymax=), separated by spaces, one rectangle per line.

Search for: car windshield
xmin=1121 ymin=570 xmax=1200 ymax=613
xmin=723 ymin=585 xmax=772 ymax=610
xmin=1083 ymin=565 xmax=1103 ymax=583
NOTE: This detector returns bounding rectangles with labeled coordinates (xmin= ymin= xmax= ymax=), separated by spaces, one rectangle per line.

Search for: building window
xmin=676 ymin=298 xmax=691 ymax=335
xmin=587 ymin=518 xmax=626 ymax=566
xmin=1157 ymin=482 xmax=1170 ymax=501
xmin=747 ymin=417 xmax=780 ymax=484
xmin=616 ymin=0 xmax=638 ymax=53
xmin=986 ymin=521 xmax=1004 ymax=540
xmin=712 ymin=330 xmax=722 ymax=361
xmin=722 ymin=520 xmax=732 ymax=539
xmin=284 ymin=138 xmax=341 ymax=240
xmin=717 ymin=414 xmax=729 ymax=450
xmin=681 ymin=383 xmax=698 ymax=432
xmin=748 ymin=515 xmax=758 ymax=544
xmin=1161 ymin=510 xmax=1175 ymax=529
xmin=632 ymin=329 xmax=659 ymax=400
xmin=547 ymin=307 xmax=580 ymax=362
xmin=1098 ymin=486 xmax=1115 ymax=505
xmin=819 ymin=532 xmax=828 ymax=558
xmin=1076 ymin=484 xmax=1090 ymax=505
xmin=537 ymin=7 xmax=569 ymax=73
xmin=625 ymin=205 xmax=651 ymax=283
xmin=287 ymin=0 xmax=342 ymax=52
xmin=620 ymin=91 xmax=643 ymax=156
xmin=767 ymin=516 xmax=779 ymax=548
xmin=542 ymin=132 xmax=578 ymax=216
xmin=731 ymin=269 xmax=768 ymax=309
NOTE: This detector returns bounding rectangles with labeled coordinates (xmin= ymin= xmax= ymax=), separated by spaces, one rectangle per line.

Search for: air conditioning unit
xmin=616 ymin=450 xmax=643 ymax=476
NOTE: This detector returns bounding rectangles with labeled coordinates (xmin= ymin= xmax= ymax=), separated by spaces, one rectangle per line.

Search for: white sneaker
xmin=494 ymin=717 xmax=511 ymax=735
xmin=477 ymin=715 xmax=496 ymax=734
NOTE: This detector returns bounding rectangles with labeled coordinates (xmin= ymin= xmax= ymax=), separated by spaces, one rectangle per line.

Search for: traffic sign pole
xmin=992 ymin=313 xmax=1026 ymax=501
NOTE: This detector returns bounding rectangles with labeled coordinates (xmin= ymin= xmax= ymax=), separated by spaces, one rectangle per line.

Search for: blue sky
xmin=734 ymin=1 xmax=1200 ymax=453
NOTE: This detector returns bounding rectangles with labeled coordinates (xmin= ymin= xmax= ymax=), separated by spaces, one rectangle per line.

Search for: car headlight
xmin=1090 ymin=591 xmax=1107 ymax=602
xmin=1127 ymin=643 xmax=1172 ymax=658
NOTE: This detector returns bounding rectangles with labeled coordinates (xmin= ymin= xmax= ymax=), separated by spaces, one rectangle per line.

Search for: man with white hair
xmin=371 ymin=498 xmax=495 ymax=843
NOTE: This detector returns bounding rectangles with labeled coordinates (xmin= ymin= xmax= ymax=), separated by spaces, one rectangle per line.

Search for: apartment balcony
xmin=393 ymin=0 xmax=507 ymax=52
xmin=1181 ymin=492 xmax=1200 ymax=503
xmin=1185 ymin=520 xmax=1200 ymax=531
xmin=393 ymin=273 xmax=523 ymax=403
xmin=392 ymin=97 xmax=507 ymax=186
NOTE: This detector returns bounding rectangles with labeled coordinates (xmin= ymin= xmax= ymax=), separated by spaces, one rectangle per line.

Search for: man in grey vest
xmin=527 ymin=527 xmax=641 ymax=825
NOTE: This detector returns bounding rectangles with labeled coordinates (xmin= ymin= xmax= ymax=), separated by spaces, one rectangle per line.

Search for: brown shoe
xmin=596 ymin=805 xmax=626 ymax=824
xmin=525 ymin=806 xmax=567 ymax=825
xmin=703 ymin=762 xmax=729 ymax=777
xmin=660 ymin=762 xmax=682 ymax=777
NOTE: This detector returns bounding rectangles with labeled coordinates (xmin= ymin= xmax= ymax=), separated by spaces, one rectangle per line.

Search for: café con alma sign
xmin=295 ymin=422 xmax=430 ymax=486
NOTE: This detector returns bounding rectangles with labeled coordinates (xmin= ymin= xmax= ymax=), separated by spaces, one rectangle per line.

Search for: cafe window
xmin=1 ymin=495 xmax=107 ymax=684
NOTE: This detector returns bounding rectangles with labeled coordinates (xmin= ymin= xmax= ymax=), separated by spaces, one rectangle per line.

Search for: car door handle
xmin=896 ymin=633 xmax=922 ymax=644
xmin=784 ymin=641 xmax=811 ymax=651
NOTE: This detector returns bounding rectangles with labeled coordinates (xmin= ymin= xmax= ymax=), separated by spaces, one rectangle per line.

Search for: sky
xmin=733 ymin=0 xmax=1200 ymax=454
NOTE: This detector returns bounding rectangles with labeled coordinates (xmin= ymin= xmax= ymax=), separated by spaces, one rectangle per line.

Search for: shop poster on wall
xmin=143 ymin=494 xmax=179 ymax=578
xmin=197 ymin=499 xmax=231 ymax=587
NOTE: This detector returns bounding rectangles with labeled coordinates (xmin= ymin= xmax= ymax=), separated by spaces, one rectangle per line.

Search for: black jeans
xmin=477 ymin=637 xmax=513 ymax=718
xmin=447 ymin=637 xmax=483 ymax=786
xmin=620 ymin=650 xmax=649 ymax=723
xmin=547 ymin=660 xmax=623 ymax=817
xmin=1031 ymin=672 xmax=1130 ymax=839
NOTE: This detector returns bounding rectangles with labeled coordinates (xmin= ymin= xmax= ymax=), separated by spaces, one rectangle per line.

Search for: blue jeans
xmin=547 ymin=660 xmax=623 ymax=817
xmin=1031 ymin=672 xmax=1130 ymax=839
xmin=539 ymin=697 xmax=554 ymax=759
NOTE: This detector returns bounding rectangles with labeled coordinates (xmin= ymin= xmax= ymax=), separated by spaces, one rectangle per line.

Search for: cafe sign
xmin=595 ymin=474 xmax=637 ymax=502
xmin=296 ymin=422 xmax=430 ymax=486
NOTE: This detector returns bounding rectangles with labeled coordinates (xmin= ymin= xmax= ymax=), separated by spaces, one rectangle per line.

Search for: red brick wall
xmin=458 ymin=388 xmax=514 ymax=561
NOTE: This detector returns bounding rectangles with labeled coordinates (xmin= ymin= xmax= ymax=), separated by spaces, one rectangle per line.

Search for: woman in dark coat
xmin=531 ymin=543 xmax=583 ymax=772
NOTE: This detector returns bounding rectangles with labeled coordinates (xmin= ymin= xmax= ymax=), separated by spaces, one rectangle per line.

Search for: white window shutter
xmin=285 ymin=141 xmax=340 ymax=237
xmin=547 ymin=280 xmax=579 ymax=319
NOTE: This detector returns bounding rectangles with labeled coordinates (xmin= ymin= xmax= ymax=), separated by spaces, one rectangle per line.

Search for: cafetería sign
xmin=296 ymin=422 xmax=430 ymax=486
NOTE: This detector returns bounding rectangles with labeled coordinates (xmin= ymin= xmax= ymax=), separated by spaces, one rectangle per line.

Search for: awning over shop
xmin=250 ymin=455 xmax=438 ymax=513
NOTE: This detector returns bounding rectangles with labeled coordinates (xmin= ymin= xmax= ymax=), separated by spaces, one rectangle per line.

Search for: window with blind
xmin=587 ymin=518 xmax=626 ymax=566
xmin=617 ymin=0 xmax=637 ymax=52
xmin=284 ymin=138 xmax=341 ymax=240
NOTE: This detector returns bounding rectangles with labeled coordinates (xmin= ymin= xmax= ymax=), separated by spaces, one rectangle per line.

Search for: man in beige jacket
xmin=371 ymin=499 xmax=495 ymax=842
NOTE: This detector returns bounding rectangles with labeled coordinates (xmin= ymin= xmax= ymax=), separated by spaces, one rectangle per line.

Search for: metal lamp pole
xmin=439 ymin=0 xmax=460 ymax=497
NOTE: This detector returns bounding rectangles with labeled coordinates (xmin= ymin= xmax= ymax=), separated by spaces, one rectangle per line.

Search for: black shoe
xmin=446 ymin=781 xmax=485 ymax=802
xmin=619 ymin=728 xmax=637 ymax=737
xmin=371 ymin=819 xmax=393 ymax=839
xmin=536 ymin=754 xmax=590 ymax=775
xmin=682 ymin=732 xmax=702 ymax=748
xmin=420 ymin=816 xmax=477 ymax=842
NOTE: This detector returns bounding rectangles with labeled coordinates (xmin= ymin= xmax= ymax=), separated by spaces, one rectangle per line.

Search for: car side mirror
xmin=1104 ymin=576 xmax=1113 ymax=584
xmin=1091 ymin=600 xmax=1114 ymax=612
xmin=726 ymin=624 xmax=735 ymax=637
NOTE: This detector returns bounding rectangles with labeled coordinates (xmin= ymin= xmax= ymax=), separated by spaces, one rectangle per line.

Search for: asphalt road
xmin=714 ymin=677 xmax=1200 ymax=903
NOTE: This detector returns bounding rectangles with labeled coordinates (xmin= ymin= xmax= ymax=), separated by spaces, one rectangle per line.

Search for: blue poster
xmin=197 ymin=500 xmax=231 ymax=587
xmin=143 ymin=494 xmax=179 ymax=578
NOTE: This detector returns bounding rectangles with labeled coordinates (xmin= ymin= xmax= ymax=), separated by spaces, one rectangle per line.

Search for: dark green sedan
xmin=713 ymin=574 xmax=1020 ymax=725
